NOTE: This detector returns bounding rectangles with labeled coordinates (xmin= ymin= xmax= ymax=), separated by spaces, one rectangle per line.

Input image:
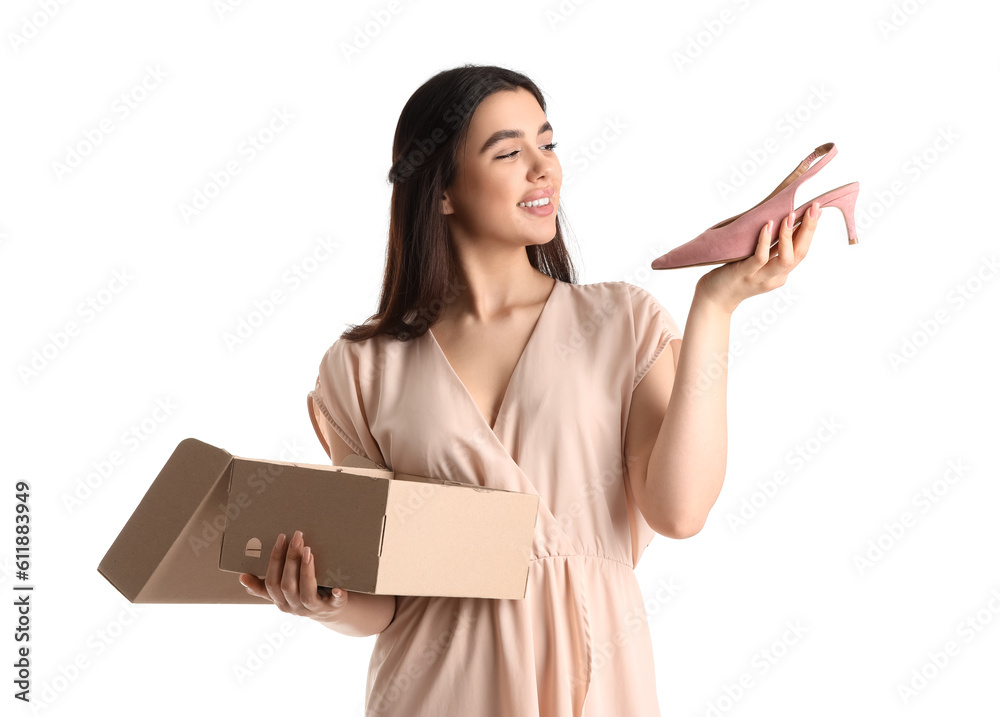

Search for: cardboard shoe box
xmin=98 ymin=438 xmax=539 ymax=603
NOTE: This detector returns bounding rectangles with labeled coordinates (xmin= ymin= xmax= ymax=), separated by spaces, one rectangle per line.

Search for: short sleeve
xmin=626 ymin=283 xmax=683 ymax=391
xmin=306 ymin=339 xmax=384 ymax=467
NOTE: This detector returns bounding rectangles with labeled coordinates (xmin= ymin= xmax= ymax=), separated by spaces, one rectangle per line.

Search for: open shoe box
xmin=98 ymin=438 xmax=539 ymax=603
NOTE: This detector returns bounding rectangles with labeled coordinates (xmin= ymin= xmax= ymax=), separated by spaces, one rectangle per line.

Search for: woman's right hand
xmin=239 ymin=529 xmax=348 ymax=623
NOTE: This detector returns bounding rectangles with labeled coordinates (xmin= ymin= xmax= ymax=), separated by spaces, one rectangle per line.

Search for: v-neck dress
xmin=307 ymin=280 xmax=683 ymax=717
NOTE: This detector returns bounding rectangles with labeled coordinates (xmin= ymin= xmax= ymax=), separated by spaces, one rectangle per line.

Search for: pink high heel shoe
xmin=651 ymin=142 xmax=860 ymax=270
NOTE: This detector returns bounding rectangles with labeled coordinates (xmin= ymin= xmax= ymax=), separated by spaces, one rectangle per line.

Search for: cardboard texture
xmin=98 ymin=438 xmax=539 ymax=603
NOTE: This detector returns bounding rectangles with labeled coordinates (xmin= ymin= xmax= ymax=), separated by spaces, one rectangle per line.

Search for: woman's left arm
xmin=629 ymin=203 xmax=823 ymax=538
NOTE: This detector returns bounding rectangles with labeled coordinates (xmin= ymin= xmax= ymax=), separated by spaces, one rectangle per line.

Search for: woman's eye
xmin=497 ymin=142 xmax=559 ymax=160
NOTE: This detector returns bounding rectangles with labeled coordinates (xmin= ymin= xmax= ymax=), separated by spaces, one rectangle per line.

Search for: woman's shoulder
xmin=563 ymin=278 xmax=644 ymax=293
xmin=562 ymin=279 xmax=653 ymax=309
xmin=321 ymin=330 xmax=397 ymax=364
xmin=562 ymin=280 xmax=680 ymax=337
xmin=318 ymin=329 xmax=420 ymax=386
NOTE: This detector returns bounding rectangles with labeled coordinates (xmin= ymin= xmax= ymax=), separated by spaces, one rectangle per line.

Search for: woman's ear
xmin=440 ymin=191 xmax=454 ymax=215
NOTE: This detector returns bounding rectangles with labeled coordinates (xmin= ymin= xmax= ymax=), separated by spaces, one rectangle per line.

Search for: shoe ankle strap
xmin=796 ymin=142 xmax=837 ymax=184
xmin=761 ymin=142 xmax=837 ymax=203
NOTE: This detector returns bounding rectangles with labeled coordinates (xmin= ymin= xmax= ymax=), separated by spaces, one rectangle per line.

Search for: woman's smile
xmin=517 ymin=198 xmax=555 ymax=216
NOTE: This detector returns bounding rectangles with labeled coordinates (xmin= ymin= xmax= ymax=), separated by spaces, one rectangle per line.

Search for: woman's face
xmin=441 ymin=87 xmax=561 ymax=251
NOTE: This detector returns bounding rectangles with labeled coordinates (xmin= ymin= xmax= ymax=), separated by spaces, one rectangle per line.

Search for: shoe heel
xmin=817 ymin=182 xmax=860 ymax=245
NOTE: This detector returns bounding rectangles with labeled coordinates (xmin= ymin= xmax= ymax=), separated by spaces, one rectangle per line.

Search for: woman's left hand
xmin=695 ymin=201 xmax=822 ymax=314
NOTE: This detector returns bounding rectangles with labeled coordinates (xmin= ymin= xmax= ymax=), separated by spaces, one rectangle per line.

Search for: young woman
xmin=239 ymin=64 xmax=824 ymax=716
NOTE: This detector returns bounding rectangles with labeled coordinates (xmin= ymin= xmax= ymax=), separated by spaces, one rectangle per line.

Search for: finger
xmin=754 ymin=219 xmax=774 ymax=267
xmin=239 ymin=573 xmax=270 ymax=600
xmin=298 ymin=544 xmax=321 ymax=611
xmin=264 ymin=533 xmax=291 ymax=608
xmin=777 ymin=210 xmax=796 ymax=266
xmin=794 ymin=201 xmax=820 ymax=260
xmin=281 ymin=530 xmax=305 ymax=612
xmin=298 ymin=544 xmax=337 ymax=613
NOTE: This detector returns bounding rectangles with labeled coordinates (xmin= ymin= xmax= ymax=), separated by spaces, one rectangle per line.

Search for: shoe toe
xmin=651 ymin=234 xmax=708 ymax=270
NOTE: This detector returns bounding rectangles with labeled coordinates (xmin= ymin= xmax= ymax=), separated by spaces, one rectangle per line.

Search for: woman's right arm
xmin=239 ymin=530 xmax=397 ymax=638
xmin=312 ymin=590 xmax=397 ymax=637
xmin=240 ymin=424 xmax=397 ymax=636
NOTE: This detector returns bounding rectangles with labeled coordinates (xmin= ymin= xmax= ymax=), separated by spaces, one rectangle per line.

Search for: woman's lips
xmin=517 ymin=198 xmax=555 ymax=216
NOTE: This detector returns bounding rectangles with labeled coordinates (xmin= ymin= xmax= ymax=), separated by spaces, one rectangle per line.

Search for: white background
xmin=3 ymin=0 xmax=998 ymax=715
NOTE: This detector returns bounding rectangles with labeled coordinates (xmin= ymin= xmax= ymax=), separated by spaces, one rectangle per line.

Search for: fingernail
xmin=808 ymin=201 xmax=819 ymax=220
xmin=765 ymin=219 xmax=773 ymax=234
xmin=303 ymin=546 xmax=312 ymax=564
xmin=786 ymin=212 xmax=794 ymax=229
xmin=276 ymin=533 xmax=286 ymax=549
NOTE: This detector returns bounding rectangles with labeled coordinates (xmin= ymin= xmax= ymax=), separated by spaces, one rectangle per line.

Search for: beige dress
xmin=307 ymin=280 xmax=683 ymax=717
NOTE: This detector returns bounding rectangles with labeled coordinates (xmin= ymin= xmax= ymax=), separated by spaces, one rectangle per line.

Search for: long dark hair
xmin=341 ymin=64 xmax=578 ymax=343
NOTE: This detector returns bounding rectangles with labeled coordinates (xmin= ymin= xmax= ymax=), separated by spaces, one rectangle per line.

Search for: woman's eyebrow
xmin=479 ymin=121 xmax=553 ymax=155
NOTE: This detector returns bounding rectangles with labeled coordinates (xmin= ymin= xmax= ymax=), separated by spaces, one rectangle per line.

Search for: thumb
xmin=239 ymin=573 xmax=268 ymax=599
